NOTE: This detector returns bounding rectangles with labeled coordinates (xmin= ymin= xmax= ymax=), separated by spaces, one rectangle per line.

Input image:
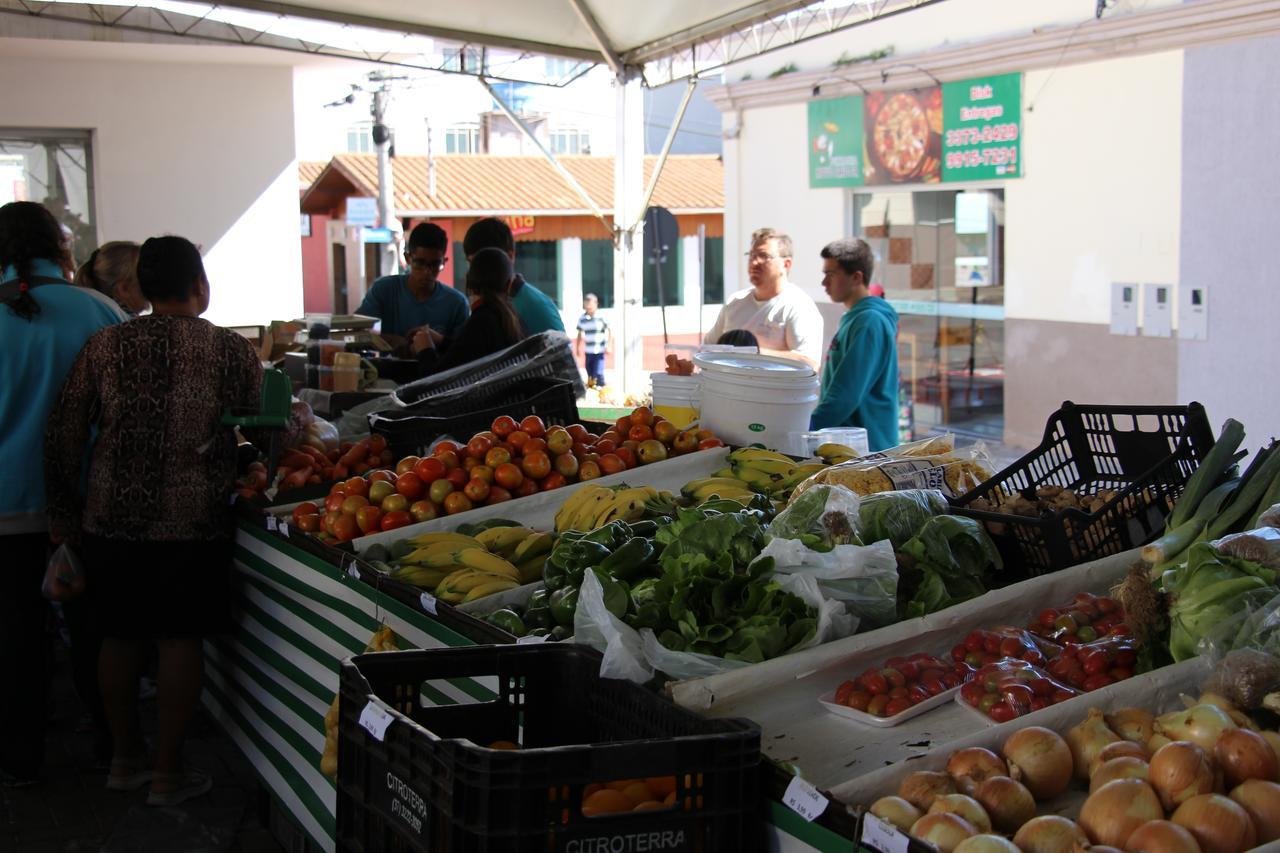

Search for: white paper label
xmin=266 ymin=515 xmax=278 ymax=531
xmin=279 ymin=520 xmax=290 ymax=538
xmin=347 ymin=560 xmax=360 ymax=579
xmin=782 ymin=775 xmax=828 ymax=822
xmin=358 ymin=701 xmax=395 ymax=742
xmin=516 ymin=634 xmax=549 ymax=645
xmin=861 ymin=813 xmax=909 ymax=853
xmin=419 ymin=592 xmax=438 ymax=615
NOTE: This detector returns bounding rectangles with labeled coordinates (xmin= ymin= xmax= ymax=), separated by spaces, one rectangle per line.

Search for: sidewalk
xmin=0 ymin=642 xmax=282 ymax=853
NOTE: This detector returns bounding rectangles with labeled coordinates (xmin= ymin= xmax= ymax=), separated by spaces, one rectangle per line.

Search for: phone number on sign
xmin=945 ymin=147 xmax=1018 ymax=169
xmin=945 ymin=123 xmax=1019 ymax=147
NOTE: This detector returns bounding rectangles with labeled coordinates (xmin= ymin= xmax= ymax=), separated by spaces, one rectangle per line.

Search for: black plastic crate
xmin=950 ymin=401 xmax=1215 ymax=577
xmin=394 ymin=333 xmax=584 ymax=408
xmin=369 ymin=376 xmax=579 ymax=459
xmin=335 ymin=645 xmax=762 ymax=853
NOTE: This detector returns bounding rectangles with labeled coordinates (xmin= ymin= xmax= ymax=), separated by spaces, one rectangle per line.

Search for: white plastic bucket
xmin=649 ymin=372 xmax=700 ymax=428
xmin=691 ymin=352 xmax=819 ymax=452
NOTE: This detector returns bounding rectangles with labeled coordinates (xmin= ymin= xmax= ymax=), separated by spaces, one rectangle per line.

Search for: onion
xmin=1079 ymin=778 xmax=1163 ymax=847
xmin=1108 ymin=708 xmax=1157 ymax=745
xmin=1155 ymin=704 xmax=1236 ymax=753
xmin=928 ymin=793 xmax=992 ymax=833
xmin=1171 ymin=793 xmax=1256 ymax=853
xmin=1090 ymin=740 xmax=1149 ymax=776
xmin=1013 ymin=815 xmax=1089 ymax=853
xmin=1089 ymin=848 xmax=1124 ymax=853
xmin=1149 ymin=741 xmax=1215 ymax=811
xmin=973 ymin=776 xmax=1035 ymax=834
xmin=911 ymin=812 xmax=976 ymax=852
xmin=1229 ymin=709 xmax=1260 ymax=731
xmin=1124 ymin=820 xmax=1202 ymax=853
xmin=1090 ymin=756 xmax=1149 ymax=794
xmin=1215 ymin=727 xmax=1279 ymax=787
xmin=953 ymin=836 xmax=1020 ymax=853
xmin=1003 ymin=726 xmax=1074 ymax=800
xmin=947 ymin=747 xmax=1009 ymax=795
xmin=899 ymin=770 xmax=957 ymax=811
xmin=1260 ymin=730 xmax=1280 ymax=766
xmin=1067 ymin=708 xmax=1122 ymax=781
xmin=870 ymin=796 xmax=922 ymax=832
xmin=1148 ymin=733 xmax=1173 ymax=754
xmin=1229 ymin=779 xmax=1280 ymax=843
xmin=1197 ymin=691 xmax=1237 ymax=712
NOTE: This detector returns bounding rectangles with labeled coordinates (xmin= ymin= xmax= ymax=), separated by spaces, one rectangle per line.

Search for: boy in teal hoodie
xmin=808 ymin=238 xmax=900 ymax=451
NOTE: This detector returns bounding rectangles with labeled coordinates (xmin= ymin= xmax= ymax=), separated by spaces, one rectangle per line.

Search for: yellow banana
xmin=563 ymin=487 xmax=613 ymax=532
xmin=407 ymin=532 xmax=483 ymax=549
xmin=401 ymin=541 xmax=471 ymax=565
xmin=681 ymin=477 xmax=747 ymax=498
xmin=454 ymin=548 xmax=521 ymax=581
xmin=476 ymin=526 xmax=536 ymax=554
xmin=512 ymin=532 xmax=554 ymax=563
xmin=436 ymin=569 xmax=516 ymax=602
xmin=691 ymin=483 xmax=757 ymax=502
xmin=424 ymin=549 xmax=470 ymax=569
xmin=555 ymin=485 xmax=604 ymax=532
xmin=778 ymin=462 xmax=826 ymax=489
xmin=815 ymin=442 xmax=860 ymax=461
xmin=463 ymin=578 xmax=521 ymax=602
xmin=732 ymin=465 xmax=788 ymax=491
xmin=392 ymin=567 xmax=451 ymax=589
xmin=712 ymin=467 xmax=736 ymax=479
xmin=737 ymin=458 xmax=798 ymax=476
xmin=728 ymin=447 xmax=794 ymax=465
xmin=516 ymin=555 xmax=546 ymax=584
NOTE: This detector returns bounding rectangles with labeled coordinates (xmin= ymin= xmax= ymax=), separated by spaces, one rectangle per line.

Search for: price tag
xmin=278 ymin=520 xmax=290 ymax=538
xmin=346 ymin=559 xmax=360 ymax=579
xmin=358 ymin=700 xmax=395 ymax=742
xmin=783 ymin=775 xmax=828 ymax=822
xmin=860 ymin=813 xmax=909 ymax=853
xmin=419 ymin=593 xmax=438 ymax=615
xmin=266 ymin=515 xmax=278 ymax=532
xmin=516 ymin=634 xmax=549 ymax=645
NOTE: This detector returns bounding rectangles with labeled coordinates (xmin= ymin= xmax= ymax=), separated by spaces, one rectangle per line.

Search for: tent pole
xmin=613 ymin=72 xmax=645 ymax=397
xmin=566 ymin=0 xmax=626 ymax=78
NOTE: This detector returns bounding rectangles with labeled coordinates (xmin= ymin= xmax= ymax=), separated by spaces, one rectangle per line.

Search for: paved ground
xmin=0 ymin=642 xmax=283 ymax=853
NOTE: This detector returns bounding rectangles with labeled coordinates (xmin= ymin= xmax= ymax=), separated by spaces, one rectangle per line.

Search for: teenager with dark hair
xmin=413 ymin=247 xmax=527 ymax=374
xmin=356 ymin=221 xmax=470 ymax=340
xmin=463 ymin=217 xmax=565 ymax=335
xmin=45 ymin=235 xmax=262 ymax=805
xmin=0 ymin=201 xmax=122 ymax=787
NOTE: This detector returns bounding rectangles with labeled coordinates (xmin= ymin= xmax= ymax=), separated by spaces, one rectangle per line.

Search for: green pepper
xmin=597 ymin=537 xmax=656 ymax=582
xmin=542 ymin=561 xmax=568 ymax=592
xmin=591 ymin=569 xmax=629 ymax=619
xmin=549 ymin=625 xmax=571 ymax=642
xmin=566 ymin=539 xmax=613 ymax=569
xmin=583 ymin=520 xmax=629 ymax=549
xmin=625 ymin=520 xmax=659 ymax=538
xmin=550 ymin=587 xmax=579 ymax=627
xmin=485 ymin=608 xmax=526 ymax=636
xmin=526 ymin=627 xmax=550 ymax=638
xmin=527 ymin=588 xmax=550 ymax=610
xmin=523 ymin=604 xmax=553 ymax=630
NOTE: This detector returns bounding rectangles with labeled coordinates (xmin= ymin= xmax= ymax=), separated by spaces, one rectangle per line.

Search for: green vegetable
xmin=550 ymin=587 xmax=579 ymax=627
xmin=597 ymin=537 xmax=656 ymax=582
xmin=1167 ymin=419 xmax=1245 ymax=528
xmin=592 ymin=570 xmax=629 ymax=619
xmin=542 ymin=561 xmax=568 ymax=592
xmin=1205 ymin=442 xmax=1280 ymax=540
xmin=1166 ymin=541 xmax=1280 ymax=661
xmin=1249 ymin=460 xmax=1280 ymax=530
xmin=486 ymin=608 xmax=526 ymax=636
xmin=583 ymin=520 xmax=630 ymax=549
xmin=389 ymin=540 xmax=414 ymax=560
xmin=899 ymin=515 xmax=1001 ymax=619
xmin=364 ymin=543 xmax=391 ymax=563
xmin=523 ymin=604 xmax=553 ymax=630
xmin=857 ymin=489 xmax=949 ymax=548
xmin=625 ymin=519 xmax=659 ymax=538
xmin=549 ymin=625 xmax=571 ymax=641
xmin=526 ymin=627 xmax=550 ymax=638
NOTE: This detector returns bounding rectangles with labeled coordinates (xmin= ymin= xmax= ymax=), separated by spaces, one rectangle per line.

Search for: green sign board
xmin=941 ymin=72 xmax=1022 ymax=182
xmin=806 ymin=73 xmax=1022 ymax=188
xmin=807 ymin=96 xmax=864 ymax=188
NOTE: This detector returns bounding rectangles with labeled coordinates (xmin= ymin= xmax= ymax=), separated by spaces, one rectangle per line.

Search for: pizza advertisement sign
xmin=806 ymin=73 xmax=1022 ymax=188
xmin=807 ymin=96 xmax=865 ymax=187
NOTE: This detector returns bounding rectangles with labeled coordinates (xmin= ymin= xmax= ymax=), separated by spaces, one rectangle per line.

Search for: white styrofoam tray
xmin=818 ymin=684 xmax=961 ymax=728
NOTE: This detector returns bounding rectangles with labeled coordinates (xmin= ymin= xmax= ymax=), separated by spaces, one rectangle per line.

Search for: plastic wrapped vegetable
xmin=771 ymin=485 xmax=948 ymax=551
xmin=1261 ymin=504 xmax=1280 ymax=529
xmin=1211 ymin=527 xmax=1280 ymax=570
xmin=958 ymin=659 xmax=1080 ymax=722
xmin=791 ymin=444 xmax=993 ymax=501
xmin=898 ymin=515 xmax=1002 ymax=619
xmin=1202 ymin=648 xmax=1280 ymax=711
xmin=856 ymin=489 xmax=950 ymax=548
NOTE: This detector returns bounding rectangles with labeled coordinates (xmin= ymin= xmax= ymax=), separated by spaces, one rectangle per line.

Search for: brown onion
xmin=1090 ymin=756 xmax=1149 ymax=794
xmin=1228 ymin=708 xmax=1259 ymax=731
xmin=1090 ymin=740 xmax=1149 ymax=776
xmin=1260 ymin=730 xmax=1280 ymax=766
xmin=911 ymin=812 xmax=976 ymax=852
xmin=1149 ymin=741 xmax=1215 ymax=811
xmin=1089 ymin=848 xmax=1123 ymax=853
xmin=1067 ymin=708 xmax=1122 ymax=781
xmin=1124 ymin=820 xmax=1202 ymax=853
xmin=1079 ymin=778 xmax=1163 ymax=847
xmin=953 ymin=836 xmax=1020 ymax=853
xmin=1148 ymin=733 xmax=1173 ymax=754
xmin=928 ymin=793 xmax=992 ymax=833
xmin=1229 ymin=778 xmax=1280 ymax=843
xmin=1013 ymin=815 xmax=1089 ymax=853
xmin=898 ymin=770 xmax=957 ymax=811
xmin=870 ymin=796 xmax=922 ymax=832
xmin=1197 ymin=691 xmax=1236 ymax=712
xmin=1003 ymin=726 xmax=1074 ymax=800
xmin=1214 ymin=727 xmax=1279 ymax=787
xmin=1107 ymin=707 xmax=1157 ymax=745
xmin=973 ymin=776 xmax=1035 ymax=834
xmin=1171 ymin=793 xmax=1256 ymax=853
xmin=1155 ymin=705 xmax=1236 ymax=753
xmin=947 ymin=747 xmax=1009 ymax=795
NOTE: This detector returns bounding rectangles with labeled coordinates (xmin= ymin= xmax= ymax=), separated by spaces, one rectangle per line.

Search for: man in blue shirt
xmin=356 ymin=222 xmax=469 ymax=343
xmin=809 ymin=238 xmax=900 ymax=451
xmin=462 ymin=217 xmax=565 ymax=336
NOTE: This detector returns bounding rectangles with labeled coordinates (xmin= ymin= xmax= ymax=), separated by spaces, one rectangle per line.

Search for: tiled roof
xmin=301 ymin=153 xmax=723 ymax=215
xmin=298 ymin=160 xmax=327 ymax=191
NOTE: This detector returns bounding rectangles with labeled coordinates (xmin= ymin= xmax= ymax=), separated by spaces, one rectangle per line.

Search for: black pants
xmin=61 ymin=594 xmax=110 ymax=762
xmin=0 ymin=533 xmax=52 ymax=779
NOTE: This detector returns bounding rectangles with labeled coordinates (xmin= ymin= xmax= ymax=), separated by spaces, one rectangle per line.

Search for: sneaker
xmin=106 ymin=765 xmax=153 ymax=792
xmin=146 ymin=769 xmax=212 ymax=807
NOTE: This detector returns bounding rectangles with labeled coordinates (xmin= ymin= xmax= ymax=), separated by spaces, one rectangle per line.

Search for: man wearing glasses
xmin=356 ymin=222 xmax=470 ymax=345
xmin=704 ymin=227 xmax=823 ymax=367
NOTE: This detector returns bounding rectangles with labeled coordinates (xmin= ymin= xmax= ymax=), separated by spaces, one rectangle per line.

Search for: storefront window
xmin=643 ymin=241 xmax=681 ymax=307
xmin=581 ymin=239 xmax=614 ymax=308
xmin=853 ymin=188 xmax=1005 ymax=441
xmin=0 ymin=128 xmax=97 ymax=265
xmin=517 ymin=240 xmax=560 ymax=307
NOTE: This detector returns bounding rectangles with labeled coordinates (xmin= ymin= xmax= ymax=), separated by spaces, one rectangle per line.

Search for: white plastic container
xmin=649 ymin=372 xmax=700 ymax=428
xmin=796 ymin=427 xmax=870 ymax=458
xmin=691 ymin=351 xmax=819 ymax=451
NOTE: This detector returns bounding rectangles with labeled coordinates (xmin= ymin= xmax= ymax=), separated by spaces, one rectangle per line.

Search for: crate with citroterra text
xmin=335 ymin=644 xmax=762 ymax=853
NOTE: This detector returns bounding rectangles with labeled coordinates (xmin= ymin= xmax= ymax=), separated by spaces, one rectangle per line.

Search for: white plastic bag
xmin=42 ymin=543 xmax=85 ymax=602
xmin=762 ymin=538 xmax=897 ymax=629
xmin=573 ymin=571 xmax=654 ymax=683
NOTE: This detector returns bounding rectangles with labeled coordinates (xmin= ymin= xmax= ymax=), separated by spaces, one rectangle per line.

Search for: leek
xmin=1142 ymin=478 xmax=1239 ymax=566
xmin=1205 ymin=442 xmax=1280 ymax=540
xmin=1167 ymin=419 xmax=1245 ymax=528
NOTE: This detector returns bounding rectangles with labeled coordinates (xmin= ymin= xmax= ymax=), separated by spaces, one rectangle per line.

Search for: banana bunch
xmin=555 ymin=484 xmax=662 ymax=533
xmin=725 ymin=447 xmax=826 ymax=496
xmin=321 ymin=624 xmax=398 ymax=779
xmin=391 ymin=526 xmax=554 ymax=596
xmin=815 ymin=442 xmax=862 ymax=465
xmin=680 ymin=476 xmax=759 ymax=505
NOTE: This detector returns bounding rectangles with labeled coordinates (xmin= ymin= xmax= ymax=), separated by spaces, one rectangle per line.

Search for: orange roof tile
xmin=298 ymin=160 xmax=327 ymax=192
xmin=302 ymin=153 xmax=723 ymax=215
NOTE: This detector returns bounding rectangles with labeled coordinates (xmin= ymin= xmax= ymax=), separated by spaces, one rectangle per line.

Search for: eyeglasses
xmin=745 ymin=252 xmax=787 ymax=263
xmin=409 ymin=258 xmax=447 ymax=271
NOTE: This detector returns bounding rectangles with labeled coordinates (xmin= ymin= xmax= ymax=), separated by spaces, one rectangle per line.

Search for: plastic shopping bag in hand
xmin=42 ymin=544 xmax=85 ymax=602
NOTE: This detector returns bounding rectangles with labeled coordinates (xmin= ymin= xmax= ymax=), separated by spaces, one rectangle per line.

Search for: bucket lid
xmin=692 ymin=351 xmax=815 ymax=378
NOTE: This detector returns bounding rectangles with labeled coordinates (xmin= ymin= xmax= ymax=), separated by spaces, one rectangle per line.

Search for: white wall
xmin=1004 ymin=51 xmax=1184 ymax=324
xmin=0 ymin=43 xmax=302 ymax=326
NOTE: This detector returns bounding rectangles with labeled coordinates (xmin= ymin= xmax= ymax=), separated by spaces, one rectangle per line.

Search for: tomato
xmin=461 ymin=478 xmax=490 ymax=502
xmin=414 ymin=456 xmax=446 ymax=484
xmin=884 ymin=698 xmax=911 ymax=717
xmin=1052 ymin=689 xmax=1076 ymax=704
xmin=545 ymin=428 xmax=573 ymax=456
xmin=988 ymin=702 xmax=1017 ymax=723
xmin=1028 ymin=678 xmax=1055 ymax=698
xmin=428 ymin=479 xmax=454 ymax=504
xmin=324 ymin=492 xmax=347 ymax=513
xmin=462 ymin=457 xmax=479 ymax=473
xmin=951 ymin=644 xmax=968 ymax=662
xmin=1113 ymin=649 xmax=1136 ymax=667
xmin=571 ymin=441 xmax=592 ymax=459
xmin=507 ymin=431 xmax=531 ymax=452
xmin=523 ymin=437 xmax=548 ymax=457
xmin=888 ymin=686 xmax=909 ymax=701
xmin=515 ymin=478 xmax=539 ymax=498
xmin=882 ymin=667 xmax=906 ymax=689
xmin=860 ymin=672 xmax=888 ymax=695
xmin=436 ymin=450 xmax=461 ymax=471
xmin=845 ymin=691 xmax=871 ymax=712
xmin=566 ymin=423 xmax=590 ymax=443
xmin=340 ymin=477 xmax=368 ymax=498
xmin=1081 ymin=651 xmax=1109 ymax=675
xmin=368 ymin=469 xmax=396 ymax=484
xmin=614 ymin=416 xmax=632 ymax=434
xmin=380 ymin=510 xmax=412 ymax=531
xmin=942 ymin=671 xmax=963 ymax=689
xmin=834 ymin=680 xmax=856 ymax=706
xmin=553 ymin=452 xmax=579 ymax=479
xmin=521 ymin=451 xmax=552 ymax=480
xmin=897 ymin=661 xmax=920 ymax=682
xmin=295 ymin=513 xmax=321 ymax=532
xmin=579 ymin=461 xmax=602 ymax=481
xmin=395 ymin=473 xmax=425 ymax=501
xmin=964 ymin=632 xmax=984 ymax=652
xmin=332 ymin=513 xmax=359 ymax=541
xmin=1023 ymin=648 xmax=1046 ymax=666
xmin=1038 ymin=608 xmax=1060 ymax=628
xmin=1107 ymin=624 xmax=1132 ymax=636
xmin=697 ymin=438 xmax=725 ymax=450
xmin=627 ymin=424 xmax=654 ymax=443
xmin=493 ymin=462 xmax=524 ymax=490
xmin=964 ymin=651 xmax=984 ymax=668
xmin=1096 ymin=596 xmax=1120 ymax=614
xmin=491 ymin=416 xmax=518 ymax=438
xmin=540 ymin=472 xmax=566 ymax=491
xmin=1003 ymin=684 xmax=1035 ymax=713
xmin=1109 ymin=667 xmax=1132 ymax=681
xmin=355 ymin=505 xmax=383 ymax=534
xmin=594 ymin=438 xmax=618 ymax=456
xmin=467 ymin=465 xmax=492 ymax=485
xmin=380 ymin=493 xmax=409 ymax=514
xmin=960 ymin=681 xmax=986 ymax=706
xmin=292 ymin=502 xmax=320 ymax=524
xmin=866 ymin=695 xmax=890 ymax=717
xmin=1082 ymin=673 xmax=1114 ymax=692
xmin=907 ymin=684 xmax=930 ymax=705
xmin=446 ymin=468 xmax=468 ymax=489
xmin=519 ymin=415 xmax=546 ymax=438
xmin=432 ymin=441 xmax=462 ymax=458
xmin=484 ymin=446 xmax=512 ymax=469
xmin=921 ymin=675 xmax=946 ymax=697
xmin=408 ymin=500 xmax=437 ymax=523
xmin=321 ymin=510 xmax=341 ymax=535
xmin=614 ymin=447 xmax=637 ymax=469
xmin=443 ymin=492 xmax=474 ymax=515
xmin=340 ymin=495 xmax=369 ymax=515
xmin=598 ymin=454 xmax=625 ymax=476
xmin=485 ymin=486 xmax=512 ymax=505
xmin=982 ymin=635 xmax=1001 ymax=655
xmin=629 ymin=407 xmax=655 ymax=427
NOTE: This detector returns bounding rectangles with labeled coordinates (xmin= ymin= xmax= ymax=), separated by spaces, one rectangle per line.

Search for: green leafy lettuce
xmin=898 ymin=515 xmax=1002 ymax=619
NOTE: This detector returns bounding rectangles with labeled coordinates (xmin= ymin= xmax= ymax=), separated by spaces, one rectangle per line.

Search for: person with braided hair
xmin=0 ymin=201 xmax=122 ymax=787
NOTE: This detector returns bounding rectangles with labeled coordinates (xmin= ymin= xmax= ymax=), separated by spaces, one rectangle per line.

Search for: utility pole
xmin=369 ymin=71 xmax=405 ymax=278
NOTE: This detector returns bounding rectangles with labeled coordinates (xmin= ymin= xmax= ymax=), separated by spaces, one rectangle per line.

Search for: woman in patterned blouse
xmin=45 ymin=235 xmax=262 ymax=806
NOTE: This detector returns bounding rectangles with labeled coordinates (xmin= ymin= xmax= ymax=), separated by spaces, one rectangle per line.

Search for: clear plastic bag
xmin=42 ymin=543 xmax=85 ymax=602
xmin=771 ymin=483 xmax=948 ymax=550
xmin=1202 ymin=648 xmax=1280 ymax=711
xmin=1211 ymin=527 xmax=1280 ymax=570
xmin=792 ymin=441 xmax=993 ymax=501
xmin=1260 ymin=503 xmax=1280 ymax=529
xmin=760 ymin=538 xmax=896 ymax=629
xmin=957 ymin=658 xmax=1080 ymax=721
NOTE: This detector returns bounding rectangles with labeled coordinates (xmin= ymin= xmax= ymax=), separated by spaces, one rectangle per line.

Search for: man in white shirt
xmin=704 ymin=227 xmax=824 ymax=367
